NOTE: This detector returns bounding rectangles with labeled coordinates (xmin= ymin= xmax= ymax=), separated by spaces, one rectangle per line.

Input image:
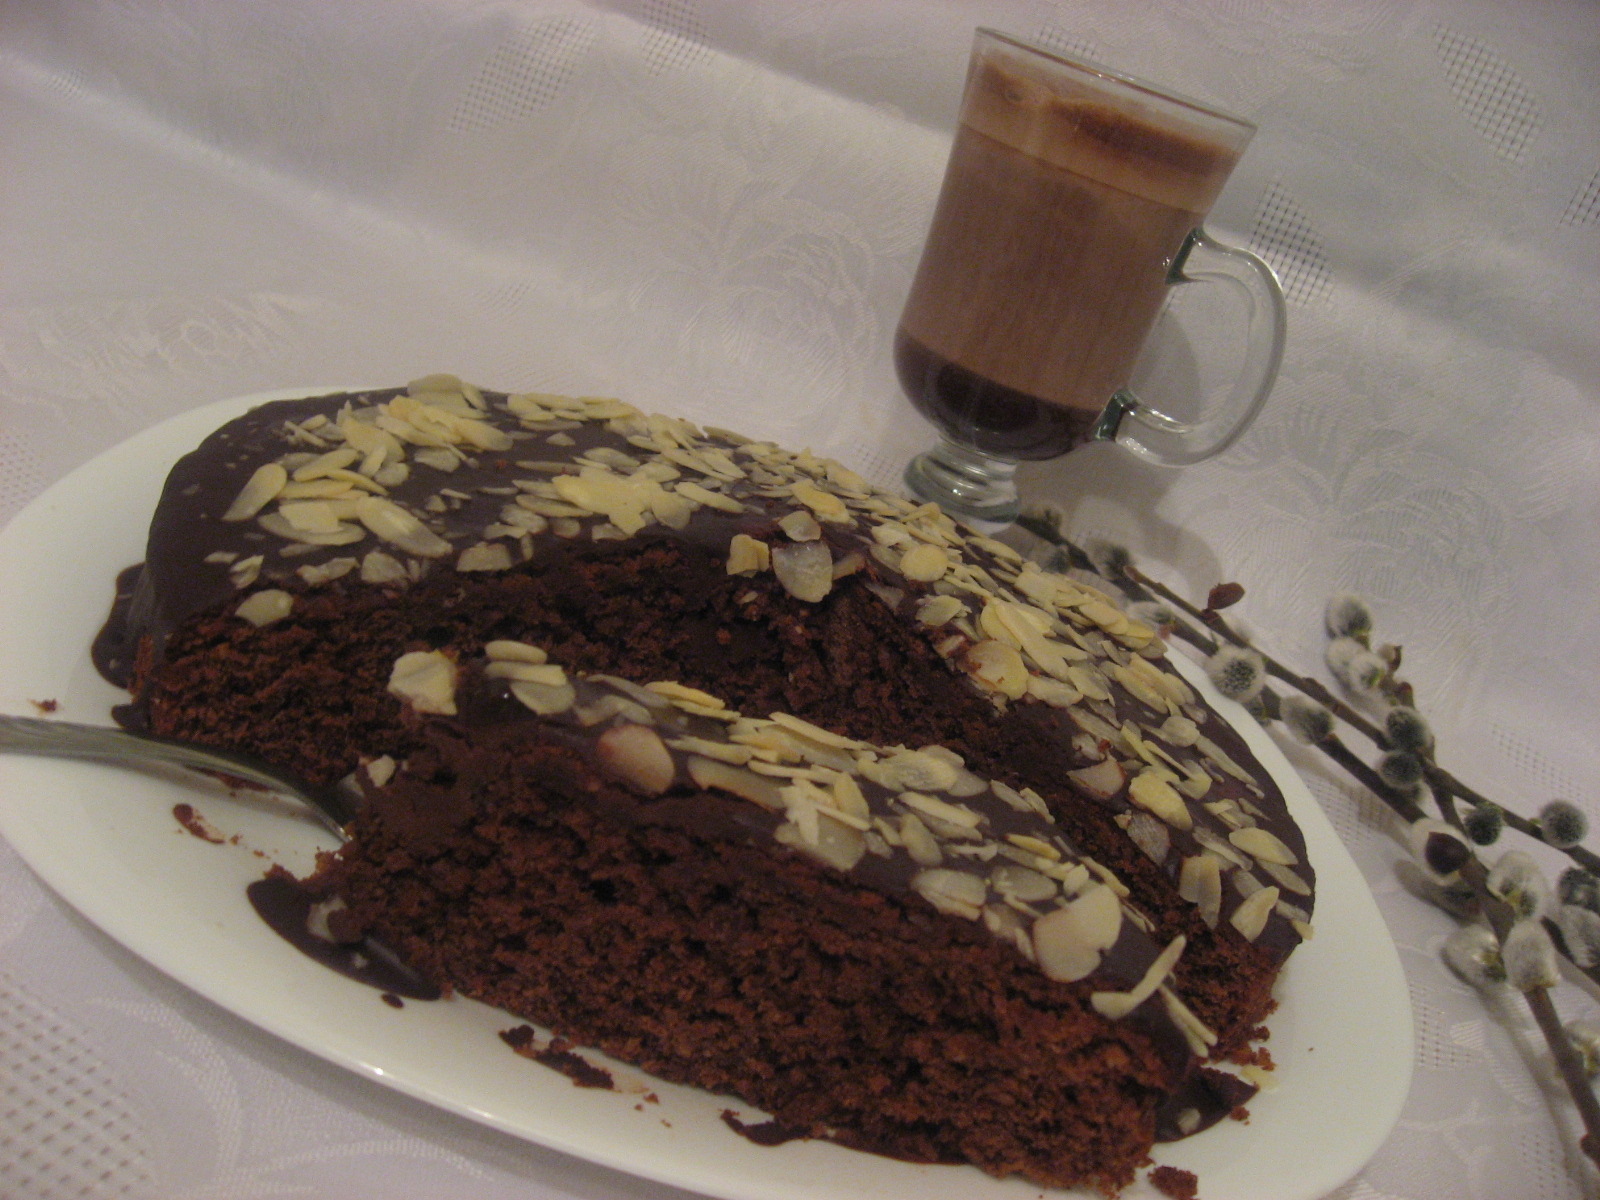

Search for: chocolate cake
xmin=96 ymin=377 xmax=1314 ymax=1194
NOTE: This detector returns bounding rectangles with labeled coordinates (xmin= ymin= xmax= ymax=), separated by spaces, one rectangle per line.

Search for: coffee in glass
xmin=898 ymin=30 xmax=1286 ymax=526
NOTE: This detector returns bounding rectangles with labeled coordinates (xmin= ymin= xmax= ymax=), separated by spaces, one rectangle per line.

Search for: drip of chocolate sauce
xmin=1153 ymin=1065 xmax=1256 ymax=1142
xmin=246 ymin=872 xmax=441 ymax=1001
xmin=720 ymin=1110 xmax=808 ymax=1147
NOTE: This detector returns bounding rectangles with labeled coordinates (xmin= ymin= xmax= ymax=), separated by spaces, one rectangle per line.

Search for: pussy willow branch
xmin=1135 ymin=562 xmax=1600 ymax=997
xmin=1015 ymin=517 xmax=1600 ymax=1165
xmin=1157 ymin=592 xmax=1600 ymax=1168
xmin=1111 ymin=559 xmax=1600 ymax=876
xmin=1461 ymin=856 xmax=1600 ymax=1170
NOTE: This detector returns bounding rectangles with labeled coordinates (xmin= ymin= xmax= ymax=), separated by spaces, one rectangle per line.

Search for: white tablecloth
xmin=2 ymin=2 xmax=1598 ymax=1196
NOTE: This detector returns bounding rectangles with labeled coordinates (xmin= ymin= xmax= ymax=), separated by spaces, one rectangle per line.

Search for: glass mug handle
xmin=1092 ymin=228 xmax=1287 ymax=465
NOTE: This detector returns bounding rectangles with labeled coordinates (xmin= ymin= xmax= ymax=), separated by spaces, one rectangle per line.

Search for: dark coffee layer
xmin=895 ymin=326 xmax=1103 ymax=460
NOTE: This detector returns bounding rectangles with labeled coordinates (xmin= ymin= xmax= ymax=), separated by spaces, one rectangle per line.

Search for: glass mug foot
xmin=904 ymin=440 xmax=1021 ymax=528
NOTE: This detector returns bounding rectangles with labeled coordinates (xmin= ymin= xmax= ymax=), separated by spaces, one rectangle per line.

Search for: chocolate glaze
xmin=101 ymin=387 xmax=1311 ymax=963
xmin=91 ymin=564 xmax=144 ymax=690
xmin=1154 ymin=1065 xmax=1257 ymax=1141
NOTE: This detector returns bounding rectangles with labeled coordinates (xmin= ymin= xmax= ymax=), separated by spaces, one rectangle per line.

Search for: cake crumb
xmin=1228 ymin=1039 xmax=1275 ymax=1068
xmin=173 ymin=803 xmax=226 ymax=843
xmin=30 ymin=698 xmax=58 ymax=714
xmin=500 ymin=1027 xmax=615 ymax=1090
xmin=1149 ymin=1164 xmax=1200 ymax=1199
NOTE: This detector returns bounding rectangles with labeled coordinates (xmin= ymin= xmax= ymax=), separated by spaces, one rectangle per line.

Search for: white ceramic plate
xmin=0 ymin=389 xmax=1412 ymax=1200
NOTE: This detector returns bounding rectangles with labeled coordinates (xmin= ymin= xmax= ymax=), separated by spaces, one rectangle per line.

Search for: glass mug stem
xmin=903 ymin=439 xmax=1020 ymax=528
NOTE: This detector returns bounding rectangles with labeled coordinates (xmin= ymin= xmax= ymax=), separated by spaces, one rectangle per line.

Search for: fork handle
xmin=0 ymin=714 xmax=353 ymax=837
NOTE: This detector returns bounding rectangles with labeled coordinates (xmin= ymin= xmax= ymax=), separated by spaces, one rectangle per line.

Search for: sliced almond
xmin=686 ymin=755 xmax=785 ymax=811
xmin=1124 ymin=812 xmax=1171 ymax=865
xmin=915 ymin=594 xmax=965 ymax=627
xmin=508 ymin=679 xmax=576 ymax=715
xmin=646 ymin=681 xmax=725 ymax=709
xmin=1032 ymin=883 xmax=1123 ymax=983
xmin=355 ymin=496 xmax=452 ymax=558
xmin=670 ymin=737 xmax=755 ymax=766
xmin=1127 ymin=770 xmax=1193 ymax=831
xmin=387 ymin=649 xmax=457 ymax=715
xmin=726 ymin=534 xmax=771 ymax=575
xmin=790 ymin=480 xmax=851 ymax=524
xmin=1068 ymin=758 xmax=1125 ymax=801
xmin=485 ymin=661 xmax=568 ymax=686
xmin=900 ymin=542 xmax=950 ymax=583
xmin=910 ymin=868 xmax=986 ymax=919
xmin=235 ymin=589 xmax=293 ymax=627
xmin=770 ymin=541 xmax=833 ymax=602
xmin=1229 ymin=885 xmax=1281 ymax=942
xmin=860 ymin=748 xmax=958 ymax=793
xmin=222 ymin=463 xmax=289 ymax=521
xmin=674 ymin=480 xmax=744 ymax=514
xmin=1091 ymin=935 xmax=1186 ymax=1019
xmin=898 ymin=791 xmax=983 ymax=831
xmin=485 ymin=640 xmax=547 ymax=664
xmin=1178 ymin=854 xmax=1223 ymax=927
xmin=359 ymin=550 xmax=408 ymax=584
xmin=963 ymin=639 xmax=1028 ymax=699
xmin=776 ymin=812 xmax=867 ymax=871
xmin=990 ymin=864 xmax=1059 ymax=904
xmin=778 ymin=510 xmax=823 ymax=542
xmin=595 ymin=724 xmax=676 ymax=795
xmin=1229 ymin=826 xmax=1299 ymax=866
xmin=1259 ymin=859 xmax=1314 ymax=896
xmin=456 ymin=542 xmax=513 ymax=572
xmin=899 ymin=812 xmax=944 ymax=866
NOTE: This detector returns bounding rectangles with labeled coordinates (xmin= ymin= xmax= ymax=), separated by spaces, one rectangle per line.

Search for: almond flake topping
xmin=388 ymin=649 xmax=458 ymax=715
xmin=1127 ymin=770 xmax=1193 ymax=831
xmin=1229 ymin=885 xmax=1281 ymax=942
xmin=1229 ymin=825 xmax=1299 ymax=866
xmin=235 ymin=589 xmax=293 ymax=627
xmin=202 ymin=382 xmax=1302 ymax=1017
xmin=355 ymin=496 xmax=451 ymax=557
xmin=222 ymin=463 xmax=289 ymax=521
xmin=900 ymin=542 xmax=951 ymax=583
xmin=1091 ymin=935 xmax=1186 ymax=1018
xmin=1033 ymin=884 xmax=1123 ymax=982
xmin=770 ymin=541 xmax=833 ymax=602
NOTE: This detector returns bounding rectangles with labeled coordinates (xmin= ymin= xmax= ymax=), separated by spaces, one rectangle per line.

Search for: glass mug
xmin=897 ymin=29 xmax=1286 ymax=526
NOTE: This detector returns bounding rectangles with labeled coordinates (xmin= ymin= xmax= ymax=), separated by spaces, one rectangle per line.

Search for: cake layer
xmin=305 ymin=656 xmax=1255 ymax=1191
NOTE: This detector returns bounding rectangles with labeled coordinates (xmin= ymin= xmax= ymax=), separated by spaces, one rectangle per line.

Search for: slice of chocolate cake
xmin=96 ymin=376 xmax=1314 ymax=1192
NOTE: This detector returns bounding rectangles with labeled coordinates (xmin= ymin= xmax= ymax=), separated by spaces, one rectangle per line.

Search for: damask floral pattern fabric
xmin=0 ymin=2 xmax=1597 ymax=1197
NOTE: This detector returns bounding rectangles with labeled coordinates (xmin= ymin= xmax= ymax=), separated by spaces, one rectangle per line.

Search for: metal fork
xmin=0 ymin=714 xmax=356 ymax=838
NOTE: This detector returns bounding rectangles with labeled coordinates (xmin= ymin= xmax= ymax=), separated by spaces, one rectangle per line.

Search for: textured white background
xmin=1 ymin=1 xmax=1598 ymax=1197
